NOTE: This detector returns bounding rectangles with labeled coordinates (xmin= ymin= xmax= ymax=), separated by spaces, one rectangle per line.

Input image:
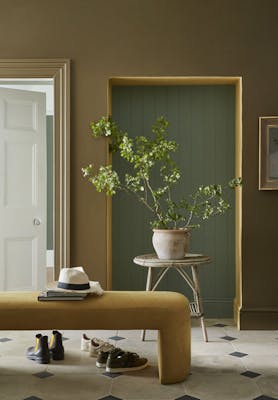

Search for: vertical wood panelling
xmin=112 ymin=85 xmax=235 ymax=317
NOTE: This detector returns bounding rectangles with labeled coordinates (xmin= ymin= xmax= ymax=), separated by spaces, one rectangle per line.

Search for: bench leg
xmin=157 ymin=323 xmax=191 ymax=384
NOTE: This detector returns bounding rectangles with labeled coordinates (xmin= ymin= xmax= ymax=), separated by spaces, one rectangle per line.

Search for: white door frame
xmin=0 ymin=59 xmax=70 ymax=276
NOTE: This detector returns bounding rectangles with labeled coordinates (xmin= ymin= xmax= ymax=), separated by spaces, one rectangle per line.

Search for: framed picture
xmin=259 ymin=116 xmax=278 ymax=190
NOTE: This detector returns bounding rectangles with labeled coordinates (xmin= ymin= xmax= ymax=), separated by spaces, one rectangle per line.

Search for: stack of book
xmin=38 ymin=290 xmax=88 ymax=301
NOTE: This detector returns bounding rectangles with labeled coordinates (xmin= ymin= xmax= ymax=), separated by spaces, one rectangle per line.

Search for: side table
xmin=133 ymin=253 xmax=212 ymax=342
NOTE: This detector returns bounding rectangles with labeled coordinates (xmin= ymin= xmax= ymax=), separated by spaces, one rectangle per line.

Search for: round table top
xmin=133 ymin=253 xmax=212 ymax=268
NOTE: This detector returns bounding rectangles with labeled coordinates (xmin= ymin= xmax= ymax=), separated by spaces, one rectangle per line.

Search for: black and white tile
xmin=0 ymin=321 xmax=277 ymax=400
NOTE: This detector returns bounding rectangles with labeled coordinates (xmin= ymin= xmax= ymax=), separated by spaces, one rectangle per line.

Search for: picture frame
xmin=259 ymin=116 xmax=278 ymax=190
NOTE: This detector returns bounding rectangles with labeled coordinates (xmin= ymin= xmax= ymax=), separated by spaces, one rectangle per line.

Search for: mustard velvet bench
xmin=0 ymin=290 xmax=191 ymax=384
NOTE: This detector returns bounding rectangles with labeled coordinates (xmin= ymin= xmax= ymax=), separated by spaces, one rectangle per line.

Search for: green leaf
xmin=83 ymin=115 xmax=242 ymax=230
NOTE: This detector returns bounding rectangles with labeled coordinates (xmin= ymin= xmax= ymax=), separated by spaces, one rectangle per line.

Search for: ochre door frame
xmin=107 ymin=76 xmax=242 ymax=326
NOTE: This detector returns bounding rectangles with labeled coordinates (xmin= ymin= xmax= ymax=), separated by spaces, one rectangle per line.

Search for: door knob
xmin=33 ymin=218 xmax=42 ymax=226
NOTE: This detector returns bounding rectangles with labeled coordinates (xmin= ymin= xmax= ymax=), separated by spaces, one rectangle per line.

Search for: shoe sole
xmin=96 ymin=361 xmax=106 ymax=368
xmin=106 ymin=361 xmax=148 ymax=373
xmin=27 ymin=355 xmax=50 ymax=364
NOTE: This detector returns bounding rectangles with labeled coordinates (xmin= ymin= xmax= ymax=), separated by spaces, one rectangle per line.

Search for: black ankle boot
xmin=26 ymin=334 xmax=50 ymax=364
xmin=49 ymin=330 xmax=64 ymax=360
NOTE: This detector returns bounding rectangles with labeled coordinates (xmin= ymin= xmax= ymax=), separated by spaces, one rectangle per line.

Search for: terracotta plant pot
xmin=152 ymin=229 xmax=190 ymax=260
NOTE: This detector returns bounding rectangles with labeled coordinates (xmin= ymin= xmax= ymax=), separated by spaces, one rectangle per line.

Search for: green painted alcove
xmin=111 ymin=85 xmax=235 ymax=318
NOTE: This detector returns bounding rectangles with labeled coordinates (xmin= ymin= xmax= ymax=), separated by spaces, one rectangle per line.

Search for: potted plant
xmin=82 ymin=116 xmax=241 ymax=260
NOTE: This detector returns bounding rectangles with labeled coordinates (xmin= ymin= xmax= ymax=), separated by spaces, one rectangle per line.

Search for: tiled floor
xmin=0 ymin=319 xmax=277 ymax=400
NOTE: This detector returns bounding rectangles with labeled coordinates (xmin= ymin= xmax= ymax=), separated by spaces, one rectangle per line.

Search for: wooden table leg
xmin=141 ymin=267 xmax=153 ymax=341
xmin=191 ymin=265 xmax=208 ymax=342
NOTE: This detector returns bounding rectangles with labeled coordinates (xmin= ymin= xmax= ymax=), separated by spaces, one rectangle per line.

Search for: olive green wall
xmin=112 ymin=85 xmax=236 ymax=318
xmin=1 ymin=0 xmax=278 ymax=327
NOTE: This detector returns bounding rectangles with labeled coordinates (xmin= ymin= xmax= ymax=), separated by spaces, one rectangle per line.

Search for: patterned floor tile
xmin=109 ymin=336 xmax=125 ymax=341
xmin=256 ymin=374 xmax=278 ymax=399
xmin=221 ymin=335 xmax=237 ymax=341
xmin=102 ymin=371 xmax=122 ymax=378
xmin=229 ymin=351 xmax=248 ymax=358
xmin=1 ymin=326 xmax=277 ymax=400
xmin=0 ymin=338 xmax=12 ymax=342
xmin=184 ymin=372 xmax=261 ymax=400
xmin=191 ymin=354 xmax=244 ymax=374
xmin=111 ymin=372 xmax=186 ymax=399
xmin=233 ymin=342 xmax=277 ymax=356
xmin=33 ymin=371 xmax=54 ymax=379
xmin=241 ymin=371 xmax=261 ymax=378
xmin=23 ymin=397 xmax=43 ymax=400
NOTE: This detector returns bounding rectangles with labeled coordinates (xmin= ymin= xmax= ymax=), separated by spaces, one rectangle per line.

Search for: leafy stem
xmin=82 ymin=116 xmax=242 ymax=230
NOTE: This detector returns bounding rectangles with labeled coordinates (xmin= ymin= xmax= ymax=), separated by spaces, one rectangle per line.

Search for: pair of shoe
xmin=81 ymin=334 xmax=148 ymax=373
xmin=98 ymin=347 xmax=148 ymax=373
xmin=81 ymin=334 xmax=115 ymax=358
xmin=26 ymin=330 xmax=64 ymax=364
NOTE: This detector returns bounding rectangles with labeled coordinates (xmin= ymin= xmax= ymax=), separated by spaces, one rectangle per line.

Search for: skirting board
xmin=238 ymin=307 xmax=278 ymax=330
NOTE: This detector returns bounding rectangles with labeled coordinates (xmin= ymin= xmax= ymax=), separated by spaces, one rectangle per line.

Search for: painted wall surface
xmin=1 ymin=0 xmax=278 ymax=326
xmin=112 ymin=85 xmax=235 ymax=318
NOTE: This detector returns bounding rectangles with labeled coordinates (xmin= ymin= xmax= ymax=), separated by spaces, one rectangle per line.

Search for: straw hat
xmin=48 ymin=266 xmax=103 ymax=295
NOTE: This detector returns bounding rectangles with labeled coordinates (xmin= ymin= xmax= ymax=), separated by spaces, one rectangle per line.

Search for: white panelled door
xmin=0 ymin=87 xmax=46 ymax=290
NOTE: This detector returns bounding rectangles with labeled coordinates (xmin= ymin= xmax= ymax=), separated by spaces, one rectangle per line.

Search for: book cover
xmin=40 ymin=291 xmax=88 ymax=298
xmin=38 ymin=295 xmax=86 ymax=301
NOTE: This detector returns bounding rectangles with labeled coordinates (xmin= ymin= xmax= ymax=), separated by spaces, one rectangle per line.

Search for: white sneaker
xmin=89 ymin=339 xmax=111 ymax=357
xmin=81 ymin=334 xmax=91 ymax=352
xmin=81 ymin=334 xmax=104 ymax=352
